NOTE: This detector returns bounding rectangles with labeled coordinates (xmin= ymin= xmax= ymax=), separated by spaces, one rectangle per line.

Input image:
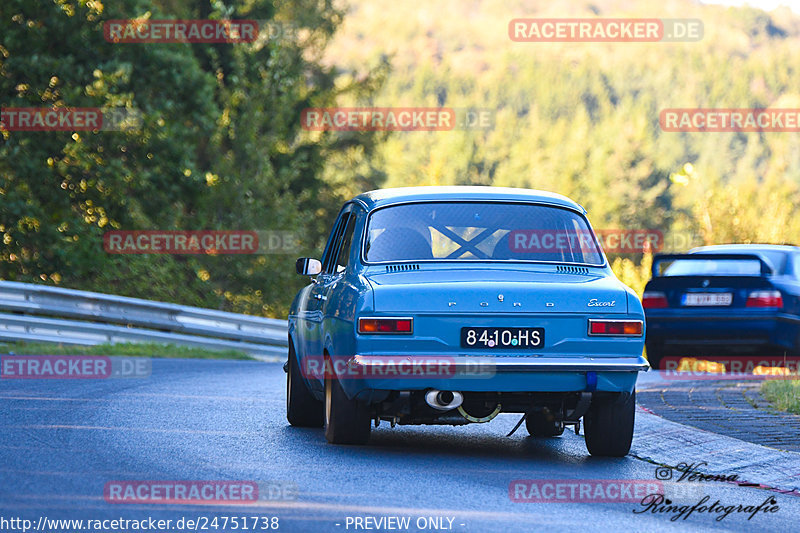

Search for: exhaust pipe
xmin=425 ymin=390 xmax=463 ymax=411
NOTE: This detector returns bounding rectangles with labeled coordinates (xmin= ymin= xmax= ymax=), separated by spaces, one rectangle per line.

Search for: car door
xmin=303 ymin=205 xmax=354 ymax=390
xmin=319 ymin=209 xmax=361 ymax=355
xmin=316 ymin=208 xmax=358 ymax=348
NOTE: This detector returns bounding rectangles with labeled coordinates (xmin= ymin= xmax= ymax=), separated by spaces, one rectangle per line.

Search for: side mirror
xmin=296 ymin=257 xmax=322 ymax=276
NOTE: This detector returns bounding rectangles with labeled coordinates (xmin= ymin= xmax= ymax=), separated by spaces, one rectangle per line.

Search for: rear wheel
xmin=286 ymin=343 xmax=323 ymax=427
xmin=324 ymin=366 xmax=371 ymax=445
xmin=525 ymin=410 xmax=564 ymax=437
xmin=584 ymin=391 xmax=635 ymax=457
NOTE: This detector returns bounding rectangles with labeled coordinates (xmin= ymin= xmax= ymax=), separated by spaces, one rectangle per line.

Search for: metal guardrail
xmin=0 ymin=281 xmax=288 ymax=359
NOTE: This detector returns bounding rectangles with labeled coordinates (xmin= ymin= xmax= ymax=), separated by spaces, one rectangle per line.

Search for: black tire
xmin=645 ymin=343 xmax=664 ymax=372
xmin=286 ymin=343 xmax=323 ymax=427
xmin=324 ymin=366 xmax=371 ymax=445
xmin=525 ymin=410 xmax=564 ymax=437
xmin=584 ymin=391 xmax=635 ymax=457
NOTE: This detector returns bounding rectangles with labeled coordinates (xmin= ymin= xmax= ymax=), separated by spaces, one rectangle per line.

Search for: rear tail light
xmin=358 ymin=317 xmax=413 ymax=334
xmin=746 ymin=290 xmax=783 ymax=308
xmin=642 ymin=291 xmax=669 ymax=309
xmin=588 ymin=319 xmax=643 ymax=336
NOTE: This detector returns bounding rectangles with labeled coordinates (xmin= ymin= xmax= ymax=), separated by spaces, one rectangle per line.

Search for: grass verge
xmin=0 ymin=341 xmax=255 ymax=360
xmin=761 ymin=379 xmax=800 ymax=415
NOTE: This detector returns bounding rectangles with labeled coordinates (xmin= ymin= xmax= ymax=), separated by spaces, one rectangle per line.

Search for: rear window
xmin=363 ymin=202 xmax=604 ymax=265
xmin=663 ymin=250 xmax=787 ymax=276
xmin=756 ymin=251 xmax=787 ymax=273
xmin=663 ymin=259 xmax=763 ymax=276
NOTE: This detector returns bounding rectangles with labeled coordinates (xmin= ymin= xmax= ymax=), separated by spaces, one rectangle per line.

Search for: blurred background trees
xmin=2 ymin=0 xmax=800 ymax=315
xmin=322 ymin=0 xmax=800 ymax=294
xmin=0 ymin=0 xmax=386 ymax=316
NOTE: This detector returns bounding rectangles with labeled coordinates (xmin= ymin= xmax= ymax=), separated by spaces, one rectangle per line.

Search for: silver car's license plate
xmin=460 ymin=327 xmax=544 ymax=349
xmin=682 ymin=292 xmax=733 ymax=306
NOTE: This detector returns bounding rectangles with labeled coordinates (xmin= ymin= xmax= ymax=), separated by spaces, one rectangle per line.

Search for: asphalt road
xmin=0 ymin=358 xmax=797 ymax=533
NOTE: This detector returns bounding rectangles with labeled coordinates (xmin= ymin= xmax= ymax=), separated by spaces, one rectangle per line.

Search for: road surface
xmin=0 ymin=359 xmax=795 ymax=532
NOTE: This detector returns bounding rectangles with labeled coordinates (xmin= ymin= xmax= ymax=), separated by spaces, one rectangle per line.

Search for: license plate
xmin=682 ymin=292 xmax=733 ymax=306
xmin=460 ymin=327 xmax=544 ymax=349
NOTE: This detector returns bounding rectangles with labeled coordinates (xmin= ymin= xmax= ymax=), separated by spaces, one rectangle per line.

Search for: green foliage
xmin=4 ymin=0 xmax=800 ymax=316
xmin=0 ymin=341 xmax=253 ymax=360
xmin=761 ymin=379 xmax=800 ymax=414
xmin=611 ymin=253 xmax=652 ymax=298
xmin=0 ymin=0 xmax=386 ymax=317
xmin=323 ymin=0 xmax=800 ymax=292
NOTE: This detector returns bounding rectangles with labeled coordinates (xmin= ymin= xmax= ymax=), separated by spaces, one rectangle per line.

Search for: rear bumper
xmin=350 ymin=354 xmax=649 ymax=372
xmin=335 ymin=354 xmax=647 ymax=399
xmin=645 ymin=313 xmax=800 ymax=352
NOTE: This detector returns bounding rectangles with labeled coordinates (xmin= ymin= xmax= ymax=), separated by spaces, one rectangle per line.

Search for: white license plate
xmin=682 ymin=292 xmax=733 ymax=306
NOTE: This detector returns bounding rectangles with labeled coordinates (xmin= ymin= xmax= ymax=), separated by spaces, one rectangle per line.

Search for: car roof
xmin=690 ymin=244 xmax=800 ymax=254
xmin=351 ymin=186 xmax=585 ymax=213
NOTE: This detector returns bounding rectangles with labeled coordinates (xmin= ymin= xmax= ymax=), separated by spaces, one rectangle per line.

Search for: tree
xmin=0 ymin=0 xmax=386 ymax=316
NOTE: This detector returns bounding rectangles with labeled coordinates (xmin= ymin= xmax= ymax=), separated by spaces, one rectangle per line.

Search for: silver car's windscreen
xmin=663 ymin=258 xmax=771 ymax=276
xmin=662 ymin=251 xmax=786 ymax=276
xmin=364 ymin=202 xmax=604 ymax=265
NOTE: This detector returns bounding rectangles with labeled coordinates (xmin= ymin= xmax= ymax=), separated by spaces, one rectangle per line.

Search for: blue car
xmin=643 ymin=244 xmax=800 ymax=370
xmin=286 ymin=187 xmax=648 ymax=456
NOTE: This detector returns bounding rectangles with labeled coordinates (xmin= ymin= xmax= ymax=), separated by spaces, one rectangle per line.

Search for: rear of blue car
xmin=287 ymin=188 xmax=649 ymax=456
xmin=345 ymin=266 xmax=646 ymax=405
